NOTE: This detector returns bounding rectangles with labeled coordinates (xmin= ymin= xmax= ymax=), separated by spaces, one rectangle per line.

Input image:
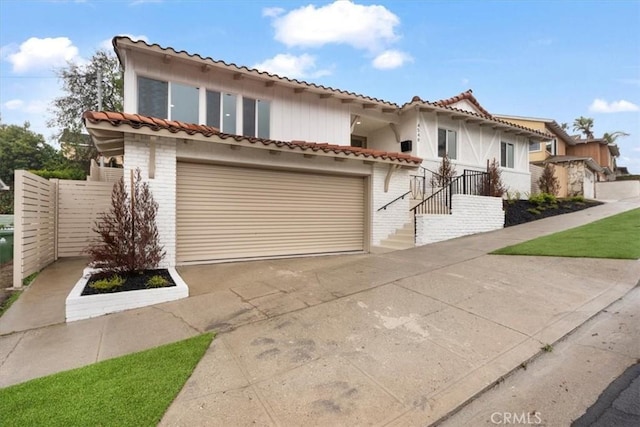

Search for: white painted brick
xmin=415 ymin=194 xmax=504 ymax=245
xmin=371 ymin=165 xmax=412 ymax=245
xmin=124 ymin=137 xmax=177 ymax=267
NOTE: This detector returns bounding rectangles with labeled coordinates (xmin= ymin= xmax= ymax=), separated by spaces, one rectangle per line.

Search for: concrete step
xmin=377 ymin=221 xmax=415 ymax=251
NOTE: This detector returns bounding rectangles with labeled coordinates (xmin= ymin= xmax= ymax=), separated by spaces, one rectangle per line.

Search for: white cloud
xmin=589 ymin=98 xmax=639 ymax=113
xmin=6 ymin=37 xmax=81 ymax=73
xmin=252 ymin=53 xmax=331 ymax=79
xmin=372 ymin=50 xmax=412 ymax=70
xmin=99 ymin=34 xmax=148 ymax=50
xmin=262 ymin=7 xmax=284 ymax=17
xmin=3 ymin=98 xmax=48 ymax=114
xmin=270 ymin=1 xmax=400 ymax=52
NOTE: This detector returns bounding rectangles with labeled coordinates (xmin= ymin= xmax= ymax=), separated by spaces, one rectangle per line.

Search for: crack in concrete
xmin=152 ymin=306 xmax=202 ymax=333
xmin=0 ymin=332 xmax=24 ymax=368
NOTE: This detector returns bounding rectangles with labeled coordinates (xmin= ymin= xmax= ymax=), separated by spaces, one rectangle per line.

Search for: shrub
xmin=146 ymin=275 xmax=169 ymax=288
xmin=483 ymin=158 xmax=506 ymax=197
xmin=430 ymin=154 xmax=457 ymax=187
xmin=89 ymin=275 xmax=125 ymax=291
xmin=527 ymin=208 xmax=541 ymax=215
xmin=538 ymin=164 xmax=560 ymax=196
xmin=569 ymin=195 xmax=585 ymax=203
xmin=529 ymin=192 xmax=557 ymax=206
xmin=86 ymin=168 xmax=165 ymax=274
xmin=30 ymin=168 xmax=86 ymax=181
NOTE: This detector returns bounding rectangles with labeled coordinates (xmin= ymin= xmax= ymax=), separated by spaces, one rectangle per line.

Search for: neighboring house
xmin=568 ymin=138 xmax=619 ymax=181
xmin=83 ymin=37 xmax=549 ymax=265
xmin=615 ymin=166 xmax=630 ymax=176
xmin=494 ymin=114 xmax=605 ymax=198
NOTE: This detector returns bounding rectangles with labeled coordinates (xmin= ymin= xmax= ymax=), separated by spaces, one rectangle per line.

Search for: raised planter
xmin=66 ymin=267 xmax=189 ymax=322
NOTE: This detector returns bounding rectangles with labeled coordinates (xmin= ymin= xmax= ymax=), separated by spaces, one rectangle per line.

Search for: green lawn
xmin=492 ymin=208 xmax=640 ymax=259
xmin=0 ymin=333 xmax=213 ymax=427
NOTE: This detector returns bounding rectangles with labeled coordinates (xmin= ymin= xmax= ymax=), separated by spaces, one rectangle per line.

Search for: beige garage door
xmin=176 ymin=162 xmax=365 ymax=263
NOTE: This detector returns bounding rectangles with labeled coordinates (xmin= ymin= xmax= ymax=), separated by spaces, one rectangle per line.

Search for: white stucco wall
xmin=415 ymin=194 xmax=504 ymax=246
xmin=596 ymin=180 xmax=640 ymax=200
xmin=122 ymin=49 xmax=353 ymax=145
xmin=416 ymin=112 xmax=530 ymax=197
xmin=123 ymin=135 xmax=177 ymax=267
xmin=371 ymin=164 xmax=412 ymax=246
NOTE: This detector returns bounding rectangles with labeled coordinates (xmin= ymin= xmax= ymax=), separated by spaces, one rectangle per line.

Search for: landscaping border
xmin=65 ymin=267 xmax=189 ymax=322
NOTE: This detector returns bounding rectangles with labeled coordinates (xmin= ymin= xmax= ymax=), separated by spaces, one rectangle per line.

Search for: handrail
xmin=377 ymin=190 xmax=411 ymax=211
xmin=410 ymin=175 xmax=463 ymax=215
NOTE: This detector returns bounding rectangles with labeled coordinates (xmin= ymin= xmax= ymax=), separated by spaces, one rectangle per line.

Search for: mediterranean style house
xmin=83 ymin=37 xmax=550 ymax=264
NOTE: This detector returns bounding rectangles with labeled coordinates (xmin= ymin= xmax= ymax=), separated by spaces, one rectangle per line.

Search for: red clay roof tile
xmin=82 ymin=111 xmax=423 ymax=166
xmin=434 ymin=89 xmax=493 ymax=118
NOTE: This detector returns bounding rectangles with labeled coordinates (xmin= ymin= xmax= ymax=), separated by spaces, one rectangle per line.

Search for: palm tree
xmin=602 ymin=131 xmax=629 ymax=144
xmin=573 ymin=116 xmax=595 ymax=139
xmin=560 ymin=122 xmax=569 ymax=130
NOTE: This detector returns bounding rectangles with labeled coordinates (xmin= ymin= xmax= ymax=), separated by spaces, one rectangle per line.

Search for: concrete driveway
xmin=1 ymin=198 xmax=639 ymax=426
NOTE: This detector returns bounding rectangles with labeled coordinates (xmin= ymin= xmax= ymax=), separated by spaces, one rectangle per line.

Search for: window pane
xmin=206 ymin=90 xmax=221 ymax=128
xmin=222 ymin=93 xmax=237 ymax=133
xmin=170 ymin=82 xmax=198 ymax=123
xmin=138 ymin=76 xmax=168 ymax=118
xmin=448 ymin=130 xmax=457 ymax=160
xmin=257 ymin=100 xmax=270 ymax=139
xmin=508 ymin=143 xmax=514 ymax=168
xmin=529 ymin=140 xmax=540 ymax=151
xmin=501 ymin=142 xmax=507 ymax=167
xmin=437 ymin=128 xmax=447 ymax=157
xmin=243 ymin=97 xmax=256 ymax=137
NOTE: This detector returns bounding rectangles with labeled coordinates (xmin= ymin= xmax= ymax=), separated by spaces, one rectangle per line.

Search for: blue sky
xmin=1 ymin=0 xmax=639 ymax=172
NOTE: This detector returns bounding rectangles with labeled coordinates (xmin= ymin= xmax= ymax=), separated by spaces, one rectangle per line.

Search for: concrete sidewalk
xmin=0 ymin=198 xmax=638 ymax=426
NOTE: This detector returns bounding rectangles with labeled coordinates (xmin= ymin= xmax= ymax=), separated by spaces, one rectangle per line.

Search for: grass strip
xmin=492 ymin=208 xmax=640 ymax=259
xmin=0 ymin=333 xmax=213 ymax=427
xmin=0 ymin=291 xmax=21 ymax=318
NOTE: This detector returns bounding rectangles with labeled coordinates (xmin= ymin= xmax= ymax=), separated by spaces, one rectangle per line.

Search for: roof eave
xmin=84 ymin=117 xmax=421 ymax=168
xmin=113 ymin=37 xmax=399 ymax=111
xmin=404 ymin=102 xmax=551 ymax=140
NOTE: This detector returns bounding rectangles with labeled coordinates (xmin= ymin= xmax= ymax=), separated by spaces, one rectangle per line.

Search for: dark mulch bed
xmin=82 ymin=269 xmax=176 ymax=296
xmin=504 ymin=199 xmax=603 ymax=227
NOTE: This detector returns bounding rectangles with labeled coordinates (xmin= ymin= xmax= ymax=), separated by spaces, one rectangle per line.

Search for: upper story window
xmin=501 ymin=141 xmax=514 ymax=168
xmin=529 ymin=140 xmax=541 ymax=152
xmin=138 ymin=77 xmax=168 ymax=119
xmin=243 ymin=97 xmax=270 ymax=138
xmin=546 ymin=138 xmax=557 ymax=155
xmin=438 ymin=128 xmax=457 ymax=159
xmin=138 ymin=76 xmax=270 ymax=138
xmin=138 ymin=77 xmax=199 ymax=123
xmin=171 ymin=82 xmax=198 ymax=123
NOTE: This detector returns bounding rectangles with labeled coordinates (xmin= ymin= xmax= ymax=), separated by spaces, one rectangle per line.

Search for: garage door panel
xmin=177 ymin=162 xmax=365 ymax=263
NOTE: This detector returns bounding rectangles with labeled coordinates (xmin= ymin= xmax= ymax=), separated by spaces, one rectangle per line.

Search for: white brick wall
xmin=124 ymin=136 xmax=177 ymax=267
xmin=415 ymin=194 xmax=504 ymax=245
xmin=371 ymin=164 xmax=412 ymax=245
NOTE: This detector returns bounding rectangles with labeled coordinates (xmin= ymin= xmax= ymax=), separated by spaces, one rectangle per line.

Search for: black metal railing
xmin=377 ymin=190 xmax=411 ymax=211
xmin=410 ymin=166 xmax=449 ymax=200
xmin=410 ymin=169 xmax=490 ymax=215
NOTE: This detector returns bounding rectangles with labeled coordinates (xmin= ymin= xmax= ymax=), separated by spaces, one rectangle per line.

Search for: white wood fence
xmin=13 ymin=171 xmax=116 ymax=287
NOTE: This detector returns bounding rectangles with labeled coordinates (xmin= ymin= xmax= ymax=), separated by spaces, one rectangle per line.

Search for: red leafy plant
xmin=86 ymin=168 xmax=165 ymax=274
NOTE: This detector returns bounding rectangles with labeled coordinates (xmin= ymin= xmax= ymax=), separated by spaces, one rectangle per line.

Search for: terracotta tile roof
xmin=433 ymin=89 xmax=492 ymax=118
xmin=403 ymin=97 xmax=552 ymax=139
xmin=113 ymin=37 xmax=397 ymax=108
xmin=82 ymin=111 xmax=423 ymax=165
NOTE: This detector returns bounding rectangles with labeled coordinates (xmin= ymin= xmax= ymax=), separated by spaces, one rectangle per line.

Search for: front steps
xmin=376 ymin=222 xmax=415 ymax=251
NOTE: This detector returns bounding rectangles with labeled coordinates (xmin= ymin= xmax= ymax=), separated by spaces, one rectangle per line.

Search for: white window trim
xmin=529 ymin=140 xmax=541 ymax=152
xmin=501 ymin=141 xmax=515 ymax=169
xmin=438 ymin=127 xmax=458 ymax=159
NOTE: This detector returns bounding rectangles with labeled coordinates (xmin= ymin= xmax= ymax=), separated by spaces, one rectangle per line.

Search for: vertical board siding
xmin=13 ymin=171 xmax=56 ymax=287
xmin=57 ymin=180 xmax=115 ymax=257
